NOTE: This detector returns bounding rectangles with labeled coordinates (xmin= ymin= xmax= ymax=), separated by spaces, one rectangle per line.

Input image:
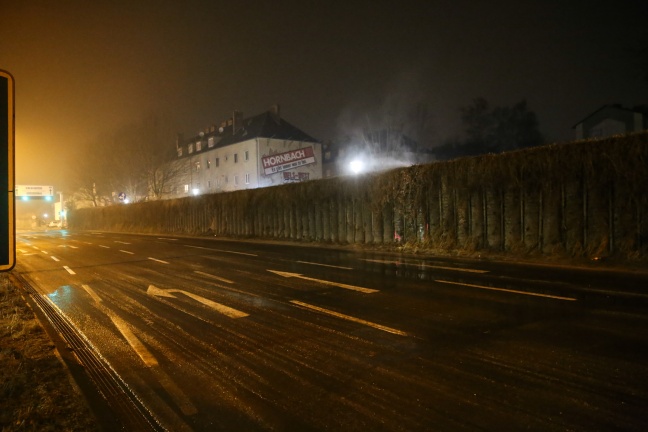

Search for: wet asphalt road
xmin=15 ymin=229 xmax=648 ymax=431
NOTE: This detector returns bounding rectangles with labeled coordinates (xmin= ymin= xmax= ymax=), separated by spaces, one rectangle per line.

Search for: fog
xmin=1 ymin=0 xmax=645 ymax=191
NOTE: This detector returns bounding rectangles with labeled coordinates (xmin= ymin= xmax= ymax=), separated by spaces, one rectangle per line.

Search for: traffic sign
xmin=0 ymin=70 xmax=15 ymax=271
xmin=15 ymin=184 xmax=54 ymax=197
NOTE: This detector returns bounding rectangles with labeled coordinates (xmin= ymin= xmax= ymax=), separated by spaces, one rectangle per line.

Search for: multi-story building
xmin=171 ymin=106 xmax=321 ymax=196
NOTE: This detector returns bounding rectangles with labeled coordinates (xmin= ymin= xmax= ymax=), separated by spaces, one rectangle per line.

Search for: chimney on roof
xmin=233 ymin=110 xmax=243 ymax=133
xmin=270 ymin=104 xmax=280 ymax=120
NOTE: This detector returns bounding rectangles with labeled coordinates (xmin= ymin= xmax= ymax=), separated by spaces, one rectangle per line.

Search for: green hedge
xmin=70 ymin=133 xmax=648 ymax=261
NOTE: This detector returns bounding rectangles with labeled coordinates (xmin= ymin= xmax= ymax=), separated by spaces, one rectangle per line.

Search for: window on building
xmin=207 ymin=159 xmax=211 ymax=169
xmin=244 ymin=150 xmax=249 ymax=161
xmin=245 ymin=173 xmax=250 ymax=184
xmin=208 ymin=180 xmax=212 ymax=189
xmin=215 ymin=157 xmax=220 ymax=167
xmin=196 ymin=141 xmax=202 ymax=151
xmin=177 ymin=148 xmax=183 ymax=157
xmin=208 ymin=137 xmax=214 ymax=148
xmin=234 ymin=153 xmax=238 ymax=163
xmin=188 ymin=143 xmax=194 ymax=154
xmin=225 ymin=175 xmax=228 ymax=183
xmin=194 ymin=161 xmax=200 ymax=171
xmin=184 ymin=184 xmax=189 ymax=193
xmin=234 ymin=175 xmax=239 ymax=185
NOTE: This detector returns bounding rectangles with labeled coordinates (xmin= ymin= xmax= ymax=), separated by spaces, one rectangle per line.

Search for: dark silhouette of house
xmin=573 ymin=104 xmax=648 ymax=139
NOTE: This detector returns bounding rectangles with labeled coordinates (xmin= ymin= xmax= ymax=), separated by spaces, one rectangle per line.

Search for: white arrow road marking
xmin=80 ymin=284 xmax=197 ymax=417
xmin=290 ymin=300 xmax=408 ymax=336
xmin=362 ymin=259 xmax=489 ymax=274
xmin=63 ymin=266 xmax=76 ymax=275
xmin=147 ymin=285 xmax=248 ymax=318
xmin=147 ymin=285 xmax=176 ymax=298
xmin=194 ymin=271 xmax=234 ymax=284
xmin=148 ymin=257 xmax=169 ymax=264
xmin=110 ymin=313 xmax=158 ymax=366
xmin=297 ymin=261 xmax=353 ymax=270
xmin=80 ymin=284 xmax=103 ymax=303
xmin=268 ymin=270 xmax=378 ymax=294
xmin=184 ymin=244 xmax=257 ymax=257
xmin=435 ymin=280 xmax=577 ymax=301
xmin=108 ymin=313 xmax=199 ymax=415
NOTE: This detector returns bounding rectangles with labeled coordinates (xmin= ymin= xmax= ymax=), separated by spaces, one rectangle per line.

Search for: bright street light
xmin=349 ymin=159 xmax=364 ymax=175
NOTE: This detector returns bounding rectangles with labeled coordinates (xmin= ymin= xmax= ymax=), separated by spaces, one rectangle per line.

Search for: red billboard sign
xmin=262 ymin=147 xmax=315 ymax=175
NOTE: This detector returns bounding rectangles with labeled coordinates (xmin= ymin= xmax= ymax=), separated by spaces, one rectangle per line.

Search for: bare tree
xmin=135 ymin=114 xmax=184 ymax=200
xmin=71 ymin=112 xmax=183 ymax=205
xmin=69 ymin=137 xmax=113 ymax=207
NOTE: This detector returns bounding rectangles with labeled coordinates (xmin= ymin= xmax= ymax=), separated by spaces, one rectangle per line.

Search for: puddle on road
xmin=47 ymin=284 xmax=81 ymax=310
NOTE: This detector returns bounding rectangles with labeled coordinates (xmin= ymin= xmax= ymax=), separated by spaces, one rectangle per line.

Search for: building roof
xmin=573 ymin=104 xmax=648 ymax=128
xmin=179 ymin=110 xmax=318 ymax=158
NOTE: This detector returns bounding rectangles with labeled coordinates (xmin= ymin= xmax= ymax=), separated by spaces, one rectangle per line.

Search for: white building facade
xmin=171 ymin=108 xmax=322 ymax=197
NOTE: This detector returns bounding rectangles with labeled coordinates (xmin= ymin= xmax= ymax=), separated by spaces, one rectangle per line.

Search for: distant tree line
xmin=433 ymin=98 xmax=544 ymax=160
xmin=329 ymin=97 xmax=545 ymax=169
xmin=69 ymin=114 xmax=181 ymax=208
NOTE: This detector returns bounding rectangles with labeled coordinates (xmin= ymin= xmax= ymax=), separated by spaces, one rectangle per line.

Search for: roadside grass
xmin=0 ymin=274 xmax=99 ymax=432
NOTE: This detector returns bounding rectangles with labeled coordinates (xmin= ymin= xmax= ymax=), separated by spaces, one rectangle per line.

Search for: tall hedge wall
xmin=69 ymin=133 xmax=648 ymax=260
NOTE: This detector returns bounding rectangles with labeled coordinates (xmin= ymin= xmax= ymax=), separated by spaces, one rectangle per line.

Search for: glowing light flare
xmin=349 ymin=159 xmax=364 ymax=175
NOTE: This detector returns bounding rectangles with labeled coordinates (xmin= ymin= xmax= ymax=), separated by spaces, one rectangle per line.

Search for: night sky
xmin=1 ymin=0 xmax=647 ymax=189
